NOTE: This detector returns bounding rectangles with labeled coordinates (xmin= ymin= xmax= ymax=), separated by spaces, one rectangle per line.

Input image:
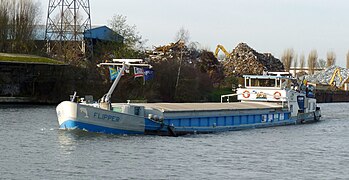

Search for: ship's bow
xmin=56 ymin=101 xmax=78 ymax=129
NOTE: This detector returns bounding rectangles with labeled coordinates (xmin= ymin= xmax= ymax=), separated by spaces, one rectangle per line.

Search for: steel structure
xmin=45 ymin=0 xmax=92 ymax=60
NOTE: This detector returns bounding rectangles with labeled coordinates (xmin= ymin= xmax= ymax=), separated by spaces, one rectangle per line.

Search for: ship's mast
xmin=97 ymin=59 xmax=152 ymax=108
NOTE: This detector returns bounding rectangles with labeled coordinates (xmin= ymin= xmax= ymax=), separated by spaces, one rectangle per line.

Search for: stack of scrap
xmin=223 ymin=43 xmax=284 ymax=76
xmin=305 ymin=65 xmax=349 ymax=87
xmin=147 ymin=40 xmax=190 ymax=62
xmin=197 ymin=50 xmax=225 ymax=84
xmin=147 ymin=41 xmax=224 ymax=83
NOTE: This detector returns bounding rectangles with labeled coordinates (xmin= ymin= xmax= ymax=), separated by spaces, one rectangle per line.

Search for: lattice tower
xmin=45 ymin=0 xmax=92 ymax=61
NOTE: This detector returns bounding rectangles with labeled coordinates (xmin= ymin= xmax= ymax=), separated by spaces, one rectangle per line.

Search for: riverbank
xmin=0 ymin=53 xmax=64 ymax=65
xmin=316 ymin=90 xmax=349 ymax=103
xmin=0 ymin=58 xmax=108 ymax=104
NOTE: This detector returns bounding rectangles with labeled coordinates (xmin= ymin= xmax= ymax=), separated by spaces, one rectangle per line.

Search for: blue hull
xmin=145 ymin=119 xmax=296 ymax=136
xmin=144 ymin=111 xmax=320 ymax=136
xmin=59 ymin=111 xmax=320 ymax=136
xmin=60 ymin=120 xmax=143 ymax=135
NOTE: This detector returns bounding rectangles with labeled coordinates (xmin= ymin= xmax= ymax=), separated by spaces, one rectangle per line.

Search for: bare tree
xmin=0 ymin=0 xmax=9 ymax=52
xmin=300 ymin=53 xmax=305 ymax=73
xmin=318 ymin=59 xmax=326 ymax=69
xmin=308 ymin=50 xmax=318 ymax=75
xmin=293 ymin=54 xmax=298 ymax=76
xmin=173 ymin=27 xmax=189 ymax=97
xmin=174 ymin=27 xmax=190 ymax=45
xmin=281 ymin=48 xmax=294 ymax=72
xmin=326 ymin=51 xmax=336 ymax=67
xmin=347 ymin=50 xmax=349 ymax=69
xmin=2 ymin=0 xmax=41 ymax=53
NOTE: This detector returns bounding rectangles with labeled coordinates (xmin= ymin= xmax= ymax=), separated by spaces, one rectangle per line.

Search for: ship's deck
xmin=131 ymin=101 xmax=283 ymax=112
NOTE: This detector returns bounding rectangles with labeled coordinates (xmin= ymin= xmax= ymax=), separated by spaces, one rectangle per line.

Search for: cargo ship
xmin=56 ymin=59 xmax=321 ymax=136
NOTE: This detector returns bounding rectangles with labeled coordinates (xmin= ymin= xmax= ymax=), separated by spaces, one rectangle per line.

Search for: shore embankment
xmin=0 ymin=58 xmax=108 ymax=104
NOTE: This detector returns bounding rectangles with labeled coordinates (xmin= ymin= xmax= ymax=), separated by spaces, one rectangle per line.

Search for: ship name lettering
xmin=94 ymin=112 xmax=120 ymax=122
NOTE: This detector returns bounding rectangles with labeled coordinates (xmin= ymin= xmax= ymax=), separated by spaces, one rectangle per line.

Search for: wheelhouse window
xmin=244 ymin=75 xmax=291 ymax=88
xmin=250 ymin=79 xmax=276 ymax=87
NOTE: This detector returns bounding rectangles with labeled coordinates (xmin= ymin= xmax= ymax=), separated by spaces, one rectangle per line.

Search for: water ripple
xmin=0 ymin=103 xmax=349 ymax=179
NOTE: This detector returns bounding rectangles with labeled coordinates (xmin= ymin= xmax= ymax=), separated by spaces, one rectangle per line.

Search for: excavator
xmin=214 ymin=44 xmax=232 ymax=59
xmin=328 ymin=68 xmax=342 ymax=87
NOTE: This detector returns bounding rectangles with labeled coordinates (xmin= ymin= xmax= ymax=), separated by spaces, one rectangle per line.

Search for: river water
xmin=0 ymin=103 xmax=348 ymax=179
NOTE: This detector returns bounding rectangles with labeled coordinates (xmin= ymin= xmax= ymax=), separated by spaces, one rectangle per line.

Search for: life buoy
xmin=242 ymin=90 xmax=250 ymax=98
xmin=274 ymin=91 xmax=281 ymax=99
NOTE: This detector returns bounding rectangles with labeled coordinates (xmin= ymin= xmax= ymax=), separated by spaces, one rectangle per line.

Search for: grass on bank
xmin=0 ymin=53 xmax=64 ymax=65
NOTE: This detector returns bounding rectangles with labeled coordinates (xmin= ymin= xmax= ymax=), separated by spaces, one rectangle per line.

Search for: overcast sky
xmin=40 ymin=0 xmax=349 ymax=67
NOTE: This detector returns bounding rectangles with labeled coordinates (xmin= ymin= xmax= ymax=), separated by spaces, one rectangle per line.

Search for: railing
xmin=220 ymin=93 xmax=238 ymax=103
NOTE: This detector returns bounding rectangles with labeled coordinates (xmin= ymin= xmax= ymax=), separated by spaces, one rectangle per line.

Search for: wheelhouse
xmin=236 ymin=72 xmax=293 ymax=102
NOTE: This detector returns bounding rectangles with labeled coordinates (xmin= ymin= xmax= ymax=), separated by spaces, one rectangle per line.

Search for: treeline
xmin=0 ymin=0 xmax=40 ymax=53
xmin=282 ymin=48 xmax=349 ymax=76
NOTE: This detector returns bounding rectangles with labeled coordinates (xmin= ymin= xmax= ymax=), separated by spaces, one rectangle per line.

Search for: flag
xmin=144 ymin=68 xmax=154 ymax=81
xmin=134 ymin=67 xmax=144 ymax=78
xmin=117 ymin=67 xmax=125 ymax=75
xmin=124 ymin=66 xmax=130 ymax=74
xmin=109 ymin=66 xmax=118 ymax=80
xmin=109 ymin=66 xmax=124 ymax=80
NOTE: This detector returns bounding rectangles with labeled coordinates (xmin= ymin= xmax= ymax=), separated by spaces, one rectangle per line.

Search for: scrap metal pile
xmin=146 ymin=40 xmax=224 ymax=83
xmin=305 ymin=65 xmax=349 ymax=87
xmin=146 ymin=41 xmax=284 ymax=79
xmin=223 ymin=43 xmax=284 ymax=76
xmin=147 ymin=40 xmax=195 ymax=62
